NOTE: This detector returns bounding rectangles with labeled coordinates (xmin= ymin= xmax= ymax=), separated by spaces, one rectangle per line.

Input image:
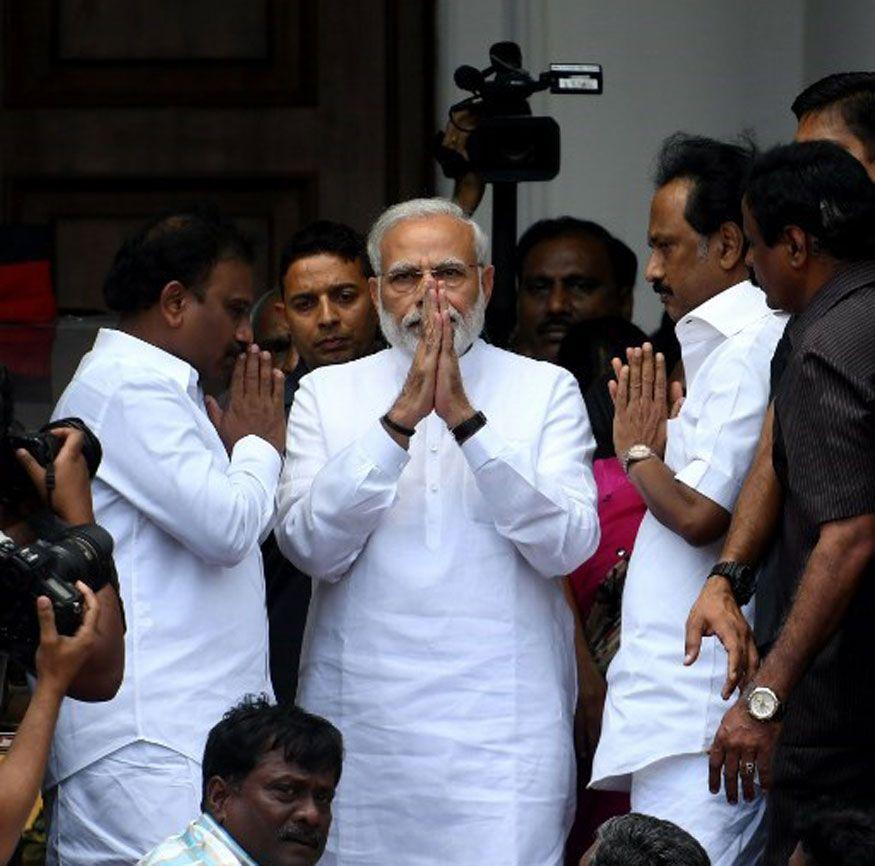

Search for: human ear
xmin=480 ymin=265 xmax=495 ymax=304
xmin=159 ymin=281 xmax=188 ymax=329
xmin=206 ymin=776 xmax=231 ymax=823
xmin=784 ymin=226 xmax=809 ymax=268
xmin=718 ymin=221 xmax=745 ymax=271
xmin=619 ymin=288 xmax=634 ymax=321
xmin=368 ymin=276 xmax=380 ymax=309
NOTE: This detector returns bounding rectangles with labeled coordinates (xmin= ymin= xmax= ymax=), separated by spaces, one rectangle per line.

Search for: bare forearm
xmin=452 ymin=173 xmax=485 ymax=216
xmin=65 ymin=585 xmax=124 ymax=701
xmin=628 ymin=457 xmax=729 ymax=546
xmin=757 ymin=515 xmax=875 ymax=698
xmin=720 ymin=405 xmax=782 ymax=563
xmin=0 ymin=680 xmax=63 ymax=864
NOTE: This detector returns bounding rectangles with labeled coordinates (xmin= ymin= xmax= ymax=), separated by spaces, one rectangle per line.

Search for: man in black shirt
xmin=707 ymin=142 xmax=875 ymax=865
xmin=685 ymin=75 xmax=875 ymax=696
xmin=263 ymin=221 xmax=383 ymax=702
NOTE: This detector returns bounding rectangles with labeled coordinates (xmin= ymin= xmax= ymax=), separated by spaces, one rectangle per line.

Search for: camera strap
xmin=44 ymin=458 xmax=56 ymax=512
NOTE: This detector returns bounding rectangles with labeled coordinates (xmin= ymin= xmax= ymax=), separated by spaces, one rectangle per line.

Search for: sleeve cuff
xmin=357 ymin=418 xmax=411 ymax=479
xmin=674 ymin=457 xmax=741 ymax=512
xmin=231 ymin=434 xmax=283 ymax=493
xmin=460 ymin=421 xmax=505 ymax=472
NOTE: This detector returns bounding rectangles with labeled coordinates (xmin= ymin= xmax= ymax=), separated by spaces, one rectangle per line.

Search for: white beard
xmin=377 ymin=286 xmax=487 ymax=356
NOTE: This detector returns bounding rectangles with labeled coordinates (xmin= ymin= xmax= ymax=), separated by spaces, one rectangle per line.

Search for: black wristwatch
xmin=709 ymin=561 xmax=757 ymax=606
xmin=451 ymin=411 xmax=487 ymax=445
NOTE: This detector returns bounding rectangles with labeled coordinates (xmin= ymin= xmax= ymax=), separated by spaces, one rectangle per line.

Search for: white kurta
xmin=591 ymin=282 xmax=787 ymax=791
xmin=276 ymin=339 xmax=599 ymax=866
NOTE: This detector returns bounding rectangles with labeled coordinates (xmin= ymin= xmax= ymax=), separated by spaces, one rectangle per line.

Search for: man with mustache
xmin=140 ymin=696 xmax=342 ymax=866
xmin=45 ymin=208 xmax=286 ymax=865
xmin=679 ymin=72 xmax=875 ymax=862
xmin=261 ymin=221 xmax=382 ymax=704
xmin=589 ymin=134 xmax=786 ymax=866
xmin=275 ymin=197 xmax=600 ymax=866
xmin=705 ymin=142 xmax=875 ymax=865
xmin=685 ymin=72 xmax=875 ymax=694
xmin=510 ymin=217 xmax=637 ymax=362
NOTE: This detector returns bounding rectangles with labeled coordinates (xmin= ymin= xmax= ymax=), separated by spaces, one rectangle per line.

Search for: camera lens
xmin=48 ymin=524 xmax=116 ymax=590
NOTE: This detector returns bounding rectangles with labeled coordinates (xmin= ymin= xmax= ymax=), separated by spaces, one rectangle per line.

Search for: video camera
xmin=435 ymin=43 xmax=603 ymax=347
xmin=0 ymin=366 xmax=116 ymax=666
xmin=436 ymin=41 xmax=603 ymax=182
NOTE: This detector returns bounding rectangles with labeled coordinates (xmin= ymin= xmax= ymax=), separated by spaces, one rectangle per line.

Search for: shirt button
xmin=430 ymin=483 xmax=438 ymax=493
xmin=430 ymin=444 xmax=438 ymax=453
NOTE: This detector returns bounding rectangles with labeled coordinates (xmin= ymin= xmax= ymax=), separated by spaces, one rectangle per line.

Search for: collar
xmin=674 ymin=280 xmax=771 ymax=346
xmin=786 ymin=260 xmax=875 ymax=348
xmin=92 ymin=328 xmax=199 ymax=394
xmin=195 ymin=814 xmax=259 ymax=866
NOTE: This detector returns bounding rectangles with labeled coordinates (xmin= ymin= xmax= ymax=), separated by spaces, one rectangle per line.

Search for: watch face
xmin=748 ymin=688 xmax=778 ymax=721
xmin=629 ymin=444 xmax=651 ymax=460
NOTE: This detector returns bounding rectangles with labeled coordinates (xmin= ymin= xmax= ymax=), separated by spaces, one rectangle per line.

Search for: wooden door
xmin=0 ymin=0 xmax=434 ymax=420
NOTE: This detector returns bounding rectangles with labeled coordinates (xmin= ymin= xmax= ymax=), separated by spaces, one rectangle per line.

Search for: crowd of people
xmin=2 ymin=70 xmax=875 ymax=866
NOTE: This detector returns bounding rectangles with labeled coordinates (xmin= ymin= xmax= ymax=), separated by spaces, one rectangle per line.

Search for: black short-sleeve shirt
xmin=757 ymin=261 xmax=875 ymax=755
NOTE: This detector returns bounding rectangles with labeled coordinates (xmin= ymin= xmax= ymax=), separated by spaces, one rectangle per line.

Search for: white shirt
xmin=275 ymin=339 xmax=599 ymax=866
xmin=592 ymin=281 xmax=787 ymax=790
xmin=46 ymin=329 xmax=279 ymax=786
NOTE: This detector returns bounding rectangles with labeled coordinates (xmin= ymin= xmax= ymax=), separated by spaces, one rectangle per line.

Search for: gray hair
xmin=591 ymin=814 xmax=710 ymax=866
xmin=367 ymin=197 xmax=490 ymax=275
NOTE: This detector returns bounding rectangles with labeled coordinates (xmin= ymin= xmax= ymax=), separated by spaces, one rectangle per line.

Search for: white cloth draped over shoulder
xmin=275 ymin=339 xmax=600 ymax=866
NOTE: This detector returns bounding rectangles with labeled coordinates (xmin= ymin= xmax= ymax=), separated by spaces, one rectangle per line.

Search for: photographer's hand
xmin=444 ymin=107 xmax=485 ymax=216
xmin=15 ymin=428 xmax=94 ymax=524
xmin=205 ymin=345 xmax=286 ymax=456
xmin=34 ymin=581 xmax=100 ymax=691
xmin=0 ymin=584 xmax=99 ymax=866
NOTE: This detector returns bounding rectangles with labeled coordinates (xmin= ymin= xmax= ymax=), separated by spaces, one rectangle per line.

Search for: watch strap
xmin=382 ymin=413 xmax=416 ymax=437
xmin=451 ymin=410 xmax=487 ymax=445
xmin=710 ymin=560 xmax=757 ymax=606
xmin=620 ymin=445 xmax=654 ymax=475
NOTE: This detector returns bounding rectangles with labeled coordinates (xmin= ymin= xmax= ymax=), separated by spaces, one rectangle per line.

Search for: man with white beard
xmin=275 ymin=197 xmax=600 ymax=866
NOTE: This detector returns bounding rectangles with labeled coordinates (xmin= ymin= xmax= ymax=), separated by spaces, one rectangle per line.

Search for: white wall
xmin=804 ymin=0 xmax=875 ymax=82
xmin=437 ymin=0 xmax=807 ymax=331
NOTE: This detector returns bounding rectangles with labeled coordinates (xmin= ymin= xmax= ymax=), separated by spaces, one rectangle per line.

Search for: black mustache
xmin=652 ymin=280 xmax=673 ymax=296
xmin=277 ymin=825 xmax=322 ymax=848
xmin=536 ymin=315 xmax=573 ymax=334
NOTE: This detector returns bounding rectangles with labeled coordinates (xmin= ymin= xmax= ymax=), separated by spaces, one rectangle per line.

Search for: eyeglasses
xmin=380 ymin=262 xmax=481 ymax=294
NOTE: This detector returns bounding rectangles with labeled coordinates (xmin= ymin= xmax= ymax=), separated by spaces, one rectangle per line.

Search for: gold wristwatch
xmin=621 ymin=444 xmax=655 ymax=475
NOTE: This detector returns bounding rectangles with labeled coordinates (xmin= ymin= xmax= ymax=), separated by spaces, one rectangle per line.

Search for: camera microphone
xmin=454 ymin=65 xmax=484 ymax=93
xmin=489 ymin=41 xmax=523 ymax=72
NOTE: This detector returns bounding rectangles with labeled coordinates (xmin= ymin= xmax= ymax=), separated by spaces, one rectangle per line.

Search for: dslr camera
xmin=0 ymin=366 xmax=116 ymax=666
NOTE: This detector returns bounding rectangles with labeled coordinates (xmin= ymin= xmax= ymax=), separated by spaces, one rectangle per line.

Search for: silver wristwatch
xmin=745 ymin=685 xmax=782 ymax=722
xmin=621 ymin=444 xmax=655 ymax=475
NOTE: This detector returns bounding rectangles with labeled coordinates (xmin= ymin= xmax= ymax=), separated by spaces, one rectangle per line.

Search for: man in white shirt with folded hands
xmin=275 ymin=197 xmax=600 ymax=866
xmin=590 ymin=134 xmax=787 ymax=866
xmin=45 ymin=207 xmax=286 ymax=866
